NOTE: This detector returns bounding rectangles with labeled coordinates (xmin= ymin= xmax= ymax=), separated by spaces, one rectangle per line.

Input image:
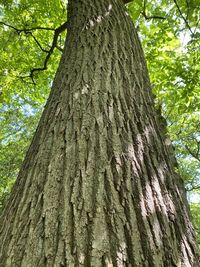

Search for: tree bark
xmin=0 ymin=0 xmax=199 ymax=266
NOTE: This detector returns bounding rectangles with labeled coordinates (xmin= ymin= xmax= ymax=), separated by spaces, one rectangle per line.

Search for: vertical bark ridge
xmin=0 ymin=0 xmax=199 ymax=266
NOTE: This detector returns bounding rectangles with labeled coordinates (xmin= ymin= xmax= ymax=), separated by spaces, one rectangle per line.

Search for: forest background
xmin=0 ymin=0 xmax=199 ymax=244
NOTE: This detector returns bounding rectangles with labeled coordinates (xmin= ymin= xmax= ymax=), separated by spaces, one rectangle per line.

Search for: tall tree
xmin=0 ymin=0 xmax=199 ymax=266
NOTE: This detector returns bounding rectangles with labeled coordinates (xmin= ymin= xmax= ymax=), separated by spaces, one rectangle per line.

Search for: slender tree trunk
xmin=0 ymin=0 xmax=199 ymax=266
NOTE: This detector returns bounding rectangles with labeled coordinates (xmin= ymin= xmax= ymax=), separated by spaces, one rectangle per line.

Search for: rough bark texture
xmin=0 ymin=0 xmax=199 ymax=266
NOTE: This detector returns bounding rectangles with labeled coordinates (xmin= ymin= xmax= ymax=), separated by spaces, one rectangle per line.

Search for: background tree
xmin=0 ymin=0 xmax=199 ymax=265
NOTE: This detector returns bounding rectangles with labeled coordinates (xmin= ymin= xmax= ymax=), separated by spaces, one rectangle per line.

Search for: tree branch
xmin=185 ymin=143 xmax=200 ymax=162
xmin=173 ymin=0 xmax=193 ymax=34
xmin=123 ymin=0 xmax=133 ymax=4
xmin=56 ymin=45 xmax=64 ymax=52
xmin=28 ymin=21 xmax=68 ymax=82
xmin=186 ymin=185 xmax=200 ymax=192
xmin=0 ymin=21 xmax=55 ymax=32
xmin=141 ymin=11 xmax=165 ymax=20
xmin=141 ymin=0 xmax=165 ymax=20
xmin=25 ymin=32 xmax=49 ymax=53
xmin=0 ymin=21 xmax=68 ymax=83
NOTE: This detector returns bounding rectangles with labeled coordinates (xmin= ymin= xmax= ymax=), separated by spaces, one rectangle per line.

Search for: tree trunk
xmin=0 ymin=0 xmax=199 ymax=266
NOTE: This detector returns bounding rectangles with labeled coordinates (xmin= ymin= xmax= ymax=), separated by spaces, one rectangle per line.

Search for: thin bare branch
xmin=56 ymin=45 xmax=64 ymax=52
xmin=28 ymin=21 xmax=68 ymax=80
xmin=25 ymin=32 xmax=49 ymax=53
xmin=123 ymin=0 xmax=133 ymax=4
xmin=141 ymin=11 xmax=165 ymax=20
xmin=186 ymin=185 xmax=200 ymax=192
xmin=0 ymin=21 xmax=55 ymax=32
xmin=185 ymin=144 xmax=200 ymax=162
xmin=141 ymin=0 xmax=165 ymax=20
xmin=1 ymin=21 xmax=68 ymax=83
xmin=173 ymin=0 xmax=193 ymax=34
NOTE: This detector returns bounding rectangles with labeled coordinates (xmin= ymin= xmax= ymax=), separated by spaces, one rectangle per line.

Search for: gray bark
xmin=0 ymin=0 xmax=199 ymax=266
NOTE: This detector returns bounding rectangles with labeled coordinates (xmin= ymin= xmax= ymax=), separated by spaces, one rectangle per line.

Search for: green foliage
xmin=0 ymin=0 xmax=199 ymax=242
xmin=190 ymin=203 xmax=200 ymax=245
xmin=0 ymin=99 xmax=42 ymax=211
xmin=0 ymin=0 xmax=66 ymax=212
